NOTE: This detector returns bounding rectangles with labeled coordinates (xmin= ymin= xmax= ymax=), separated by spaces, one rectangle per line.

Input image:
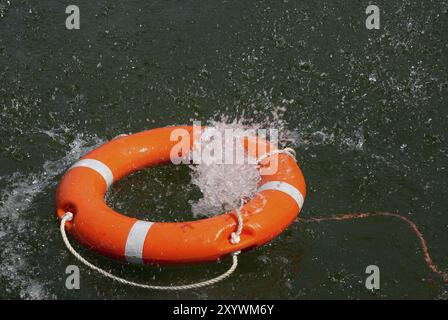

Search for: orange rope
xmin=299 ymin=212 xmax=448 ymax=283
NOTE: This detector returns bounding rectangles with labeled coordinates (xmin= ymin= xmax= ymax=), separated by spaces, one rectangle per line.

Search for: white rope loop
xmin=230 ymin=199 xmax=245 ymax=245
xmin=60 ymin=212 xmax=239 ymax=290
xmin=256 ymin=147 xmax=297 ymax=164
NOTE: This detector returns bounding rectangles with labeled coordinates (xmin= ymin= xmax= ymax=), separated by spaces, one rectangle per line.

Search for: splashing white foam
xmin=189 ymin=121 xmax=261 ymax=217
xmin=0 ymin=130 xmax=103 ymax=299
xmin=188 ymin=109 xmax=297 ymax=217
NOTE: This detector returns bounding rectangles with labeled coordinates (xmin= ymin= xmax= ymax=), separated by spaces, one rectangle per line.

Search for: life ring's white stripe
xmin=70 ymin=159 xmax=114 ymax=189
xmin=258 ymin=181 xmax=304 ymax=208
xmin=125 ymin=220 xmax=154 ymax=264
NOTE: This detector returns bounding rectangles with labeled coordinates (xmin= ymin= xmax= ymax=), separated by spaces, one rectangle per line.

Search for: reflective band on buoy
xmin=258 ymin=181 xmax=304 ymax=209
xmin=56 ymin=126 xmax=306 ymax=264
xmin=70 ymin=159 xmax=114 ymax=188
xmin=125 ymin=220 xmax=154 ymax=264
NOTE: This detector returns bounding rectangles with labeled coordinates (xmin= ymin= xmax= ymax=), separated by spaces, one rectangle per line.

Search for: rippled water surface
xmin=0 ymin=0 xmax=447 ymax=299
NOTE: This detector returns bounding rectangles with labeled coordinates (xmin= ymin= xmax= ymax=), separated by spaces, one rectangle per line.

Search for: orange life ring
xmin=56 ymin=126 xmax=306 ymax=264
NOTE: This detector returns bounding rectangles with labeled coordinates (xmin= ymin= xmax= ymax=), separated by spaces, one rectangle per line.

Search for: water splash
xmin=188 ymin=108 xmax=297 ymax=217
xmin=0 ymin=130 xmax=103 ymax=299
xmin=189 ymin=120 xmax=260 ymax=217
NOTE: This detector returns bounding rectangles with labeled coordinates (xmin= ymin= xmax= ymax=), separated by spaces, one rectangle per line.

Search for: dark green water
xmin=1 ymin=0 xmax=447 ymax=299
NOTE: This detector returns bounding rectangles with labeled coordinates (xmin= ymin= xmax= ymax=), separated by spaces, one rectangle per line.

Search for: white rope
xmin=256 ymin=147 xmax=297 ymax=164
xmin=60 ymin=212 xmax=240 ymax=290
xmin=230 ymin=199 xmax=244 ymax=245
xmin=112 ymin=133 xmax=128 ymax=140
